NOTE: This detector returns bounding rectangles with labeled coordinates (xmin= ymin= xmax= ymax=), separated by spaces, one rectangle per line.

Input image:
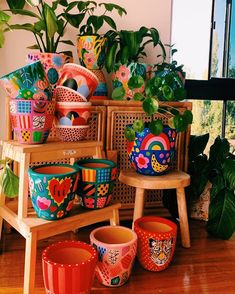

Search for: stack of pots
xmin=0 ymin=61 xmax=55 ymax=144
xmin=54 ymin=63 xmax=99 ymax=141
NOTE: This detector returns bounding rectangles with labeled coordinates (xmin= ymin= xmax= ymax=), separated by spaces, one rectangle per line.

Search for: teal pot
xmin=74 ymin=159 xmax=117 ymax=209
xmin=111 ymin=62 xmax=152 ymax=100
xmin=127 ymin=126 xmax=177 ymax=175
xmin=28 ymin=164 xmax=78 ymax=220
xmin=0 ymin=61 xmax=52 ymax=100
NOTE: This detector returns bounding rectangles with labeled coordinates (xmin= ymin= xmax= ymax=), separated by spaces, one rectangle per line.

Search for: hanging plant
xmin=0 ymin=158 xmax=19 ymax=198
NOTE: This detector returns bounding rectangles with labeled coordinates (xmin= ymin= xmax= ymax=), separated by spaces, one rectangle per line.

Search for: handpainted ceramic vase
xmin=90 ymin=225 xmax=137 ymax=287
xmin=28 ymin=164 xmax=78 ymax=220
xmin=0 ymin=61 xmax=52 ymax=100
xmin=77 ymin=35 xmax=107 ymax=70
xmin=74 ymin=159 xmax=117 ymax=209
xmin=56 ymin=125 xmax=89 ymax=142
xmin=56 ymin=86 xmax=87 ymax=102
xmin=111 ymin=62 xmax=152 ymax=100
xmin=134 ymin=216 xmax=177 ymax=272
xmin=57 ymin=63 xmax=99 ymax=100
xmin=27 ymin=52 xmax=73 ymax=90
xmin=9 ymin=99 xmax=55 ymax=144
xmin=42 ymin=240 xmax=98 ymax=294
xmin=90 ymin=69 xmax=108 ymax=101
xmin=127 ymin=126 xmax=177 ymax=175
xmin=55 ymin=102 xmax=91 ymax=126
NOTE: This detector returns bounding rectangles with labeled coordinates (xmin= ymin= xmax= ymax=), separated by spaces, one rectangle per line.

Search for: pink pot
xmin=90 ymin=225 xmax=137 ymax=287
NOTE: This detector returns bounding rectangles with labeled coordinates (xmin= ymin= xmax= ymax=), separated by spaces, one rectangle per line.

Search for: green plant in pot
xmin=105 ymin=27 xmax=166 ymax=100
xmin=0 ymin=159 xmax=19 ymax=198
xmin=111 ymin=56 xmax=193 ymax=176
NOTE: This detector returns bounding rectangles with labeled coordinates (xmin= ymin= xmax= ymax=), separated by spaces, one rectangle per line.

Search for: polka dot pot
xmin=74 ymin=159 xmax=117 ymax=209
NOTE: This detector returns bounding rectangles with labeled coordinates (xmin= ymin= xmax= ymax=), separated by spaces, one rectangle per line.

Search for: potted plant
xmin=111 ymin=51 xmax=193 ymax=175
xmin=105 ymin=27 xmax=166 ymax=100
xmin=0 ymin=159 xmax=19 ymax=198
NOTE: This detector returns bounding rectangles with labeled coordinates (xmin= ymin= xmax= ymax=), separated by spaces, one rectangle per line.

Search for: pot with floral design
xmin=90 ymin=225 xmax=137 ymax=287
xmin=0 ymin=61 xmax=52 ymax=100
xmin=127 ymin=126 xmax=177 ymax=175
xmin=27 ymin=52 xmax=73 ymax=90
xmin=111 ymin=62 xmax=152 ymax=100
xmin=134 ymin=216 xmax=177 ymax=272
xmin=74 ymin=159 xmax=117 ymax=209
xmin=28 ymin=163 xmax=78 ymax=220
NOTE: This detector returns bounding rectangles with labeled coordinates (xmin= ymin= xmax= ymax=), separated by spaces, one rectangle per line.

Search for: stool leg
xmin=24 ymin=232 xmax=37 ymax=294
xmin=132 ymin=188 xmax=145 ymax=229
xmin=110 ymin=208 xmax=120 ymax=226
xmin=176 ymin=187 xmax=191 ymax=248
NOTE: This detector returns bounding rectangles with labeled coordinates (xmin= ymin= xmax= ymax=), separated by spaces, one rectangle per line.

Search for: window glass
xmin=228 ymin=2 xmax=235 ymax=77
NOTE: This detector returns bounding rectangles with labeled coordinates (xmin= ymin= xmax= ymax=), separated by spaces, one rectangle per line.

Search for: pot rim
xmin=42 ymin=240 xmax=97 ymax=268
xmin=74 ymin=158 xmax=116 ymax=170
xmin=28 ymin=163 xmax=78 ymax=176
xmin=63 ymin=63 xmax=99 ymax=84
xmin=134 ymin=216 xmax=177 ymax=234
xmin=56 ymin=125 xmax=89 ymax=129
xmin=56 ymin=85 xmax=88 ymax=102
xmin=56 ymin=101 xmax=91 ymax=107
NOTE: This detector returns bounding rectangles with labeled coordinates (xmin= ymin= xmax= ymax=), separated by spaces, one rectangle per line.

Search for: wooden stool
xmin=119 ymin=169 xmax=191 ymax=248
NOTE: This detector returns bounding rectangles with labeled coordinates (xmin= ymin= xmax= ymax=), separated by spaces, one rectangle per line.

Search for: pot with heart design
xmin=28 ymin=164 xmax=78 ymax=220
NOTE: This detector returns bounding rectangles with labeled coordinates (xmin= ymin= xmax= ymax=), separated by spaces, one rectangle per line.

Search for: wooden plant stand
xmin=0 ymin=140 xmax=121 ymax=294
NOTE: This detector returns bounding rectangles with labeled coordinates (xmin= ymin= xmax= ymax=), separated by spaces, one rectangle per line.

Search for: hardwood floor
xmin=0 ymin=219 xmax=234 ymax=294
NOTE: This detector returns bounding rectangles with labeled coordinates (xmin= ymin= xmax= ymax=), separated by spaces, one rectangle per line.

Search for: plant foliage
xmin=0 ymin=159 xmax=19 ymax=198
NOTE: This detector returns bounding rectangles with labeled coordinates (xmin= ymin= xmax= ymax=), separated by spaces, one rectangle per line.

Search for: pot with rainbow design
xmin=127 ymin=126 xmax=176 ymax=175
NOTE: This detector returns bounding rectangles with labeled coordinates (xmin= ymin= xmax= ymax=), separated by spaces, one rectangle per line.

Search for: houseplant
xmin=0 ymin=158 xmax=19 ymax=198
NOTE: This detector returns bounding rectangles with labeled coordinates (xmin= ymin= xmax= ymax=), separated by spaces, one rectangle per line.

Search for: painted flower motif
xmin=20 ymin=89 xmax=34 ymax=99
xmin=36 ymin=79 xmax=49 ymax=90
xmin=52 ymin=55 xmax=64 ymax=67
xmin=33 ymin=92 xmax=47 ymax=100
xmin=66 ymin=200 xmax=74 ymax=211
xmin=84 ymin=52 xmax=96 ymax=66
xmin=115 ymin=65 xmax=130 ymax=82
xmin=57 ymin=210 xmax=64 ymax=218
xmin=135 ymin=153 xmax=150 ymax=169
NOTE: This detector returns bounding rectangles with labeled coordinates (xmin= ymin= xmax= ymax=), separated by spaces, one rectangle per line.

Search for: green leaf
xmin=64 ymin=1 xmax=79 ymax=12
xmin=222 ymin=158 xmax=235 ymax=190
xmin=133 ymin=119 xmax=144 ymax=133
xmin=63 ymin=12 xmax=85 ymax=29
xmin=44 ymin=4 xmax=58 ymax=38
xmin=209 ymin=136 xmax=230 ymax=168
xmin=6 ymin=0 xmax=25 ymax=9
xmin=59 ymin=0 xmax=69 ymax=6
xmin=173 ymin=114 xmax=187 ymax=132
xmin=0 ymin=28 xmax=5 ymax=48
xmin=59 ymin=39 xmax=74 ymax=46
xmin=133 ymin=93 xmax=144 ymax=101
xmin=162 ymin=85 xmax=174 ymax=101
xmin=0 ymin=11 xmax=10 ymax=24
xmin=34 ymin=20 xmax=45 ymax=32
xmin=188 ymin=134 xmax=209 ymax=160
xmin=149 ymin=119 xmax=163 ymax=135
xmin=143 ymin=97 xmax=159 ymax=116
xmin=183 ymin=109 xmax=193 ymax=124
xmin=111 ymin=86 xmax=125 ymax=100
xmin=149 ymin=27 xmax=160 ymax=46
xmin=174 ymin=87 xmax=187 ymax=100
xmin=27 ymin=44 xmax=40 ymax=49
xmin=105 ymin=41 xmax=118 ymax=73
xmin=128 ymin=75 xmax=145 ymax=90
xmin=8 ymin=23 xmax=35 ymax=33
xmin=207 ymin=188 xmax=235 ymax=239
xmin=145 ymin=77 xmax=161 ymax=97
xmin=102 ymin=15 xmax=116 ymax=30
xmin=124 ymin=126 xmax=135 ymax=141
xmin=7 ymin=9 xmax=40 ymax=18
xmin=87 ymin=15 xmax=103 ymax=34
xmin=1 ymin=165 xmax=19 ymax=198
xmin=120 ymin=46 xmax=129 ymax=65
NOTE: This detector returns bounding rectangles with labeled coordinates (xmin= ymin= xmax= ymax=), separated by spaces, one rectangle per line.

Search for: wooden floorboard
xmin=0 ymin=219 xmax=234 ymax=294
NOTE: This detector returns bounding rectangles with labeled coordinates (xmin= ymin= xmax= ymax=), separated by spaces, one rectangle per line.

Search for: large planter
xmin=127 ymin=126 xmax=177 ymax=175
xmin=74 ymin=159 xmax=117 ymax=209
xmin=111 ymin=62 xmax=152 ymax=100
xmin=90 ymin=225 xmax=137 ymax=287
xmin=27 ymin=52 xmax=72 ymax=90
xmin=134 ymin=216 xmax=177 ymax=272
xmin=0 ymin=61 xmax=52 ymax=101
xmin=42 ymin=240 xmax=97 ymax=294
xmin=28 ymin=164 xmax=78 ymax=220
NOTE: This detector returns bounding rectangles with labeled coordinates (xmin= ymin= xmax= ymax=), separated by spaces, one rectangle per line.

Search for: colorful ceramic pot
xmin=56 ymin=86 xmax=87 ymax=102
xmin=134 ymin=216 xmax=177 ymax=272
xmin=28 ymin=164 xmax=78 ymax=220
xmin=74 ymin=159 xmax=117 ymax=209
xmin=56 ymin=125 xmax=89 ymax=142
xmin=90 ymin=69 xmax=108 ymax=101
xmin=90 ymin=225 xmax=137 ymax=287
xmin=0 ymin=61 xmax=52 ymax=100
xmin=42 ymin=240 xmax=98 ymax=294
xmin=27 ymin=52 xmax=73 ymax=90
xmin=77 ymin=35 xmax=107 ymax=70
xmin=127 ymin=126 xmax=177 ymax=175
xmin=57 ymin=63 xmax=99 ymax=100
xmin=9 ymin=99 xmax=55 ymax=144
xmin=55 ymin=102 xmax=91 ymax=126
xmin=111 ymin=62 xmax=152 ymax=100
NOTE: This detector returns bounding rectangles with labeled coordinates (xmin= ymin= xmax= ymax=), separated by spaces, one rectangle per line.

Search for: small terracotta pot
xmin=0 ymin=61 xmax=52 ymax=100
xmin=134 ymin=216 xmax=177 ymax=272
xmin=28 ymin=164 xmax=78 ymax=220
xmin=74 ymin=159 xmax=117 ymax=209
xmin=42 ymin=240 xmax=97 ymax=294
xmin=90 ymin=226 xmax=137 ymax=287
xmin=57 ymin=63 xmax=99 ymax=99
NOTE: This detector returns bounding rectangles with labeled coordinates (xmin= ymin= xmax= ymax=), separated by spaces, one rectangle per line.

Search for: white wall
xmin=0 ymin=0 xmax=172 ymax=140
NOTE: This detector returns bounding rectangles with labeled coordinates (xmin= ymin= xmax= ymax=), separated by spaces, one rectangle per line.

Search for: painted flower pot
xmin=56 ymin=86 xmax=87 ymax=102
xmin=90 ymin=225 xmax=137 ymax=287
xmin=55 ymin=102 xmax=91 ymax=126
xmin=134 ymin=216 xmax=177 ymax=272
xmin=127 ymin=126 xmax=177 ymax=175
xmin=9 ymin=99 xmax=55 ymax=144
xmin=90 ymin=69 xmax=108 ymax=101
xmin=111 ymin=62 xmax=152 ymax=100
xmin=57 ymin=63 xmax=99 ymax=100
xmin=27 ymin=52 xmax=73 ymax=90
xmin=42 ymin=240 xmax=98 ymax=294
xmin=56 ymin=125 xmax=89 ymax=142
xmin=74 ymin=159 xmax=117 ymax=209
xmin=28 ymin=164 xmax=78 ymax=220
xmin=0 ymin=61 xmax=52 ymax=100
